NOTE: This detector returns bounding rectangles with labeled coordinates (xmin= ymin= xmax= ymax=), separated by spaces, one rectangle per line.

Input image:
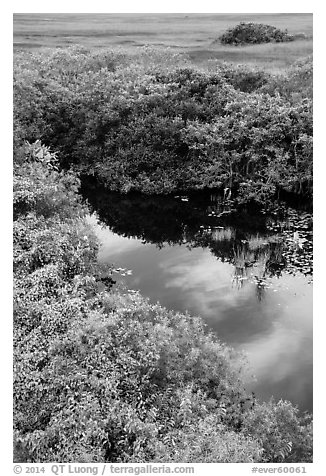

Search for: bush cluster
xmin=13 ymin=47 xmax=312 ymax=203
xmin=14 ymin=48 xmax=312 ymax=200
xmin=219 ymin=22 xmax=294 ymax=46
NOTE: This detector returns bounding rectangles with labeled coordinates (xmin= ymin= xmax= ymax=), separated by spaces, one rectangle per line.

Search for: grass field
xmin=13 ymin=13 xmax=312 ymax=71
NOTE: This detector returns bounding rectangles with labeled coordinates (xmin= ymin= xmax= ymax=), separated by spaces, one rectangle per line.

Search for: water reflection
xmin=81 ymin=177 xmax=312 ymax=287
xmin=81 ymin=179 xmax=313 ymax=411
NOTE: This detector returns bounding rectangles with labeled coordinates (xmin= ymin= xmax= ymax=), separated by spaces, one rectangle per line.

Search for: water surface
xmin=83 ymin=183 xmax=313 ymax=412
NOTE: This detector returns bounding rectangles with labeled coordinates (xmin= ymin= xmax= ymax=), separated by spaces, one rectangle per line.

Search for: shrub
xmin=260 ymin=56 xmax=313 ymax=102
xmin=242 ymin=400 xmax=313 ymax=462
xmin=219 ymin=22 xmax=294 ymax=46
xmin=215 ymin=63 xmax=270 ymax=93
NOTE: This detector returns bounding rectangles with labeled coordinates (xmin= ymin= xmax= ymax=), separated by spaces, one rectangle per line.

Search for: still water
xmin=82 ymin=182 xmax=313 ymax=412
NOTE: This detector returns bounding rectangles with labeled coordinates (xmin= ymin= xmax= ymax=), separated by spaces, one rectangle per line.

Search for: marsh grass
xmin=247 ymin=234 xmax=281 ymax=251
xmin=210 ymin=227 xmax=234 ymax=242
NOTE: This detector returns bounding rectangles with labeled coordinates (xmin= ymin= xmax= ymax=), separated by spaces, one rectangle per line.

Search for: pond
xmin=81 ymin=178 xmax=313 ymax=413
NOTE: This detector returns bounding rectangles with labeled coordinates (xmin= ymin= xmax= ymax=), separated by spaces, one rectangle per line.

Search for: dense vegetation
xmin=219 ymin=22 xmax=295 ymax=46
xmin=14 ymin=142 xmax=313 ymax=463
xmin=14 ymin=47 xmax=312 ymax=203
xmin=13 ymin=44 xmax=313 ymax=462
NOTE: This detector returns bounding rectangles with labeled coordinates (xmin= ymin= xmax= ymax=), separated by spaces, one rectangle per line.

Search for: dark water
xmin=81 ymin=180 xmax=313 ymax=412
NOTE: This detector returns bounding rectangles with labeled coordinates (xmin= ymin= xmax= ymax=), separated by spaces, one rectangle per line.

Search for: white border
xmin=10 ymin=1 xmax=315 ymax=13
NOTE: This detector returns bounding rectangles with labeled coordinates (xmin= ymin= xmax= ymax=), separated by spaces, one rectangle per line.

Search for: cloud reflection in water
xmin=94 ymin=223 xmax=312 ymax=411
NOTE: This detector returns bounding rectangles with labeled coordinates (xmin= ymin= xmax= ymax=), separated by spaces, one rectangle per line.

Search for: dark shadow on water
xmin=80 ymin=175 xmax=312 ymax=283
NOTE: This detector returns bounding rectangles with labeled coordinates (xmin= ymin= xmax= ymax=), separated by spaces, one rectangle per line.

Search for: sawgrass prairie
xmin=13 ymin=13 xmax=313 ymax=71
